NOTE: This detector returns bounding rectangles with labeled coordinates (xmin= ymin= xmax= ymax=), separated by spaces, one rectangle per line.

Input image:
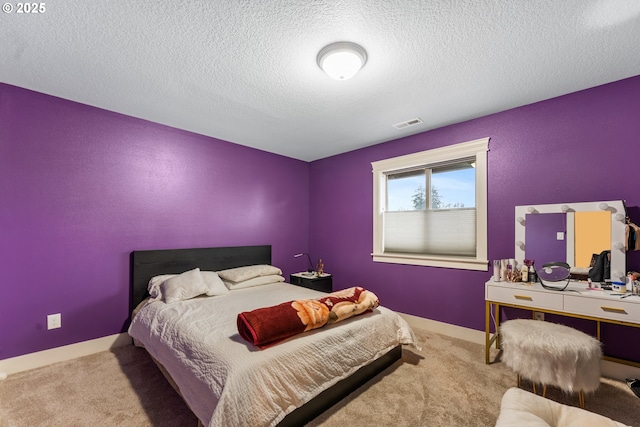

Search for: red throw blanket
xmin=237 ymin=286 xmax=379 ymax=348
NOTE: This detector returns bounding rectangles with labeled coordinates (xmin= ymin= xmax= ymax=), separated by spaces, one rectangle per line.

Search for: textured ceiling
xmin=2 ymin=1 xmax=640 ymax=161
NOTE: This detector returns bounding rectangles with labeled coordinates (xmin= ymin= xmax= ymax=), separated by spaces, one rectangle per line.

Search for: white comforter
xmin=128 ymin=282 xmax=416 ymax=427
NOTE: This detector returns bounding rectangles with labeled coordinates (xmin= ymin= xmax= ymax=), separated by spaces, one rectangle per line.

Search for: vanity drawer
xmin=564 ymin=295 xmax=640 ymax=325
xmin=487 ymin=285 xmax=564 ymax=311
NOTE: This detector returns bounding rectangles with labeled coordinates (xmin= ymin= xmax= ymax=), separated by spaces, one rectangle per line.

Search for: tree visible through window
xmin=411 ymin=183 xmax=465 ymax=210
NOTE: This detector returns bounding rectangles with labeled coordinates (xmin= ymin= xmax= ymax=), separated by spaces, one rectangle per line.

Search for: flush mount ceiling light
xmin=317 ymin=42 xmax=367 ymax=80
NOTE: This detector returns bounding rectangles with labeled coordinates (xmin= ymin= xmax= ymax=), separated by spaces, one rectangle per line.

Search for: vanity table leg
xmin=495 ymin=302 xmax=501 ymax=349
xmin=485 ymin=301 xmax=491 ymax=364
xmin=485 ymin=301 xmax=502 ymax=364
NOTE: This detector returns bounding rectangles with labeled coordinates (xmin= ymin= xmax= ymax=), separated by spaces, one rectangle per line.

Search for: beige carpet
xmin=1 ymin=328 xmax=639 ymax=426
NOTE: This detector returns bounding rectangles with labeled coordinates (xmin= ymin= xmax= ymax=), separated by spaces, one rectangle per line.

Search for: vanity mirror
xmin=514 ymin=200 xmax=627 ymax=282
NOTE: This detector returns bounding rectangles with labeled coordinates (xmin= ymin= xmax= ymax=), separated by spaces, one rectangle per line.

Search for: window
xmin=372 ymin=138 xmax=489 ymax=270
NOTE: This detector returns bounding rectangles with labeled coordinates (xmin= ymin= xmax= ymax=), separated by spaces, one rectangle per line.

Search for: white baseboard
xmin=399 ymin=312 xmax=640 ymax=381
xmin=0 ymin=333 xmax=131 ymax=378
xmin=400 ymin=312 xmax=486 ymax=345
xmin=601 ymin=359 xmax=640 ymax=381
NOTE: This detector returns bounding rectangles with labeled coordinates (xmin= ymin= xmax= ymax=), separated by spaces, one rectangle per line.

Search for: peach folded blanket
xmin=237 ymin=286 xmax=379 ymax=348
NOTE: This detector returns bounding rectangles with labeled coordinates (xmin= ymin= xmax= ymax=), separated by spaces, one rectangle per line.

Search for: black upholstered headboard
xmin=130 ymin=245 xmax=271 ymax=313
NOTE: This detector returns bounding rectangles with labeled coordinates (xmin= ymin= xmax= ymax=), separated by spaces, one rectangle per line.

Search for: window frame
xmin=371 ymin=137 xmax=489 ymax=271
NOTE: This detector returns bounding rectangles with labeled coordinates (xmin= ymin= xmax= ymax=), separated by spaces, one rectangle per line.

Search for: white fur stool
xmin=500 ymin=319 xmax=602 ymax=408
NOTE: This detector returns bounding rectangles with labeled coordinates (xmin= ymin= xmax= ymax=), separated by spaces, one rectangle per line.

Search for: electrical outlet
xmin=47 ymin=313 xmax=61 ymax=330
xmin=533 ymin=312 xmax=544 ymax=321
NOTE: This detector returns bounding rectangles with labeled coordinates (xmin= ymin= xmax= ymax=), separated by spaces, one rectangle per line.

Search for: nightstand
xmin=289 ymin=272 xmax=333 ymax=293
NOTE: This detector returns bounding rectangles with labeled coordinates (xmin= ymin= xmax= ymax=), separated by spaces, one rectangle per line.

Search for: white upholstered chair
xmin=495 ymin=387 xmax=630 ymax=427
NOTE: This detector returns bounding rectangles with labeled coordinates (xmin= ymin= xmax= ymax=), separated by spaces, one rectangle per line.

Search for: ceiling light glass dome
xmin=317 ymin=42 xmax=367 ymax=80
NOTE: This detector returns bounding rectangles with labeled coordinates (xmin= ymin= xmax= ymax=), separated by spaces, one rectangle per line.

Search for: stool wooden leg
xmin=532 ymin=383 xmax=537 ymax=394
xmin=542 ymin=384 xmax=547 ymax=398
xmin=579 ymin=390 xmax=585 ymax=409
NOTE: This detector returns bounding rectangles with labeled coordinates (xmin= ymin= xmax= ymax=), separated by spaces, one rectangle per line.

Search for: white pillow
xmin=161 ymin=268 xmax=208 ymax=303
xmin=201 ymin=271 xmax=229 ymax=296
xmin=217 ymin=264 xmax=282 ymax=282
xmin=223 ymin=274 xmax=285 ymax=290
xmin=148 ymin=274 xmax=176 ymax=299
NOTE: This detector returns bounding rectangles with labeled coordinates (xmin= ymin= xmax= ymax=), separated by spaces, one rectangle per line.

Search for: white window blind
xmin=383 ymin=208 xmax=477 ymax=256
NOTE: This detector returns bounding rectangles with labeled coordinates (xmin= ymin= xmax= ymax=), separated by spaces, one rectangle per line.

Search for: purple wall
xmin=309 ymin=75 xmax=640 ymax=361
xmin=0 ymin=83 xmax=310 ymax=360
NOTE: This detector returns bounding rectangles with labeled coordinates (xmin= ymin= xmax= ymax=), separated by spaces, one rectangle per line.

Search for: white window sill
xmin=372 ymin=253 xmax=489 ymax=271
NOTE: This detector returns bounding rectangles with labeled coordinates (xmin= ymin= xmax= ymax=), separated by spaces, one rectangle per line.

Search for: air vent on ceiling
xmin=392 ymin=117 xmax=423 ymax=130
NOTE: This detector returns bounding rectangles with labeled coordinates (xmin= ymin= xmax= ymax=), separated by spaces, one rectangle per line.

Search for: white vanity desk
xmin=485 ymin=279 xmax=640 ymax=367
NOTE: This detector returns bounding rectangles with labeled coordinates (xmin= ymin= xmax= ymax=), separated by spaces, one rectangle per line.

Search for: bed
xmin=128 ymin=245 xmax=416 ymax=427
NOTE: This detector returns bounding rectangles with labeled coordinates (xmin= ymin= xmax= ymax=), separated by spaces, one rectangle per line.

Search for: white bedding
xmin=128 ymin=282 xmax=416 ymax=427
